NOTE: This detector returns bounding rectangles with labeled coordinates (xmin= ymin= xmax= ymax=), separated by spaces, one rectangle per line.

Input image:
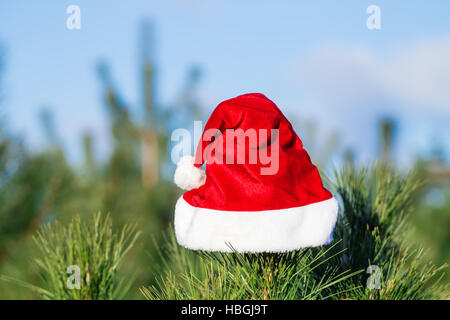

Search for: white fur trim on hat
xmin=174 ymin=196 xmax=339 ymax=253
xmin=174 ymin=156 xmax=206 ymax=190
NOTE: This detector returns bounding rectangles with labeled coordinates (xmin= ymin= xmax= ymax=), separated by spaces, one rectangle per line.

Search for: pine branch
xmin=1 ymin=213 xmax=141 ymax=300
xmin=143 ymin=164 xmax=447 ymax=300
xmin=141 ymin=230 xmax=361 ymax=300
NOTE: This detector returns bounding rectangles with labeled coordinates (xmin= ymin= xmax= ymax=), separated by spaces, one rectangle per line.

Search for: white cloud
xmin=386 ymin=37 xmax=450 ymax=114
xmin=293 ymin=36 xmax=450 ymax=116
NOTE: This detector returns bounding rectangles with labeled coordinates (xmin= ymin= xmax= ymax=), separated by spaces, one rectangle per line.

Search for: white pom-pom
xmin=174 ymin=155 xmax=206 ymax=190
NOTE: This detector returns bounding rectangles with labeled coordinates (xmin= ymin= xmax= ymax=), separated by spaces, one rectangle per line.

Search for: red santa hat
xmin=174 ymin=93 xmax=338 ymax=252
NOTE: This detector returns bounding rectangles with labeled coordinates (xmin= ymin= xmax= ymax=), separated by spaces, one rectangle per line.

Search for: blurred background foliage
xmin=0 ymin=20 xmax=448 ymax=299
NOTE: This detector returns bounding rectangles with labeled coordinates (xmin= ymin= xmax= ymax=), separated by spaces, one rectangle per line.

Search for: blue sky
xmin=1 ymin=1 xmax=449 ymax=165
